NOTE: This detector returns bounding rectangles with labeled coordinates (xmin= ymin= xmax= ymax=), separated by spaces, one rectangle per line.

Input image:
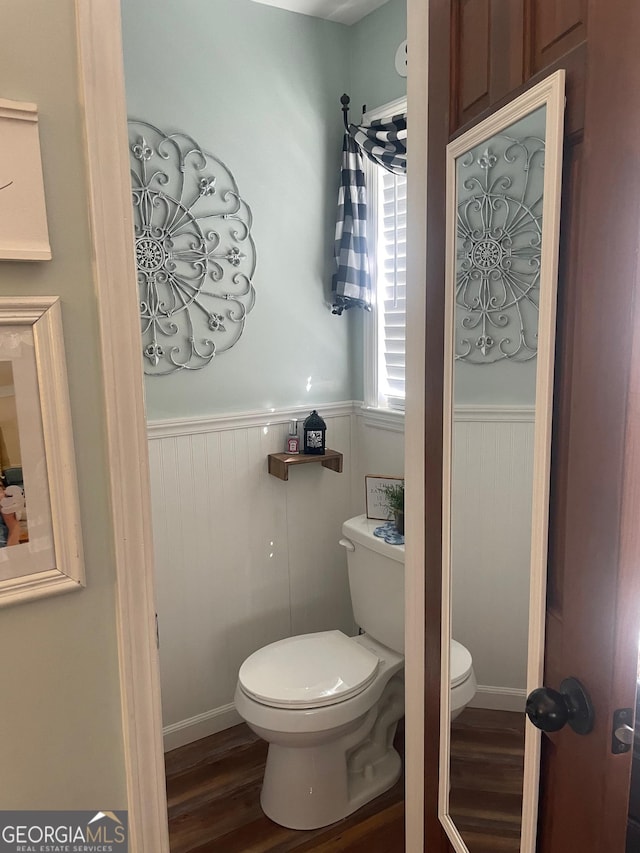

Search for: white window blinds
xmin=377 ymin=168 xmax=407 ymax=407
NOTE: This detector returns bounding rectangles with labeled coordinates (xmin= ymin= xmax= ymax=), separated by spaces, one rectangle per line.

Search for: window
xmin=376 ymin=167 xmax=407 ymax=408
xmin=363 ymin=98 xmax=407 ymax=412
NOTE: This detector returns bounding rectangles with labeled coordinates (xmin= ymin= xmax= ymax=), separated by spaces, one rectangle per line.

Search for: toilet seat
xmin=450 ymin=639 xmax=473 ymax=688
xmin=239 ymin=630 xmax=380 ymax=710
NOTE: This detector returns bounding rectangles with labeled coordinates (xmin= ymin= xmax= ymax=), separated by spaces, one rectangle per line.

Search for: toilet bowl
xmin=234 ymin=514 xmax=477 ymax=830
xmin=450 ymin=638 xmax=478 ymax=721
xmin=235 ymin=631 xmax=404 ymax=829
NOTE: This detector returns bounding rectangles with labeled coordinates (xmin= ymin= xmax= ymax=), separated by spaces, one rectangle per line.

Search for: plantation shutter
xmin=379 ymin=169 xmax=407 ymax=406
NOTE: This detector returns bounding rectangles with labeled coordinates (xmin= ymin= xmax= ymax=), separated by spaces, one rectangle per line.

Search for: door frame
xmin=74 ymin=1 xmax=433 ymax=851
xmin=405 ymin=0 xmax=430 ymax=849
xmin=410 ymin=0 xmax=452 ymax=849
xmin=75 ymin=3 xmax=169 ymax=851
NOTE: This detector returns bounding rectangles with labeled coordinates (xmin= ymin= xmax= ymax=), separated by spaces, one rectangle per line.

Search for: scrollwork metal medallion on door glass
xmin=440 ymin=71 xmax=565 ymax=853
xmin=128 ymin=120 xmax=256 ymax=375
xmin=456 ymin=134 xmax=544 ymax=363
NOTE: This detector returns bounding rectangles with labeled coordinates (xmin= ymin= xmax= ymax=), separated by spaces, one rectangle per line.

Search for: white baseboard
xmin=468 ymin=685 xmax=527 ymax=713
xmin=163 ymin=703 xmax=242 ymax=753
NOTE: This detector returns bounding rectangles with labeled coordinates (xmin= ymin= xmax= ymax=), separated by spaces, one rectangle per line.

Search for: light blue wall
xmin=350 ymin=0 xmax=407 ymax=116
xmin=455 ymin=354 xmax=537 ymax=406
xmin=454 ymin=108 xmax=545 ymax=407
xmin=121 ymin=0 xmax=409 ymax=419
xmin=0 ymin=0 xmax=126 ymax=809
xmin=121 ymin=0 xmax=352 ymax=419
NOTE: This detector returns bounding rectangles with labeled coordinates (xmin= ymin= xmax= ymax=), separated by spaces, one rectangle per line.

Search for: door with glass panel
xmin=422 ymin=0 xmax=640 ymax=850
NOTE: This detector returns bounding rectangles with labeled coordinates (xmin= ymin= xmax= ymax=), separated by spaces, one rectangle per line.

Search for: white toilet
xmin=234 ymin=514 xmax=476 ymax=830
xmin=450 ymin=638 xmax=477 ymax=721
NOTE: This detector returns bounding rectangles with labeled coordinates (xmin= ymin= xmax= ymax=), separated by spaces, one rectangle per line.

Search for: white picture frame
xmin=0 ymin=297 xmax=84 ymax=606
xmin=0 ymin=98 xmax=51 ymax=261
xmin=365 ymin=475 xmax=404 ymax=520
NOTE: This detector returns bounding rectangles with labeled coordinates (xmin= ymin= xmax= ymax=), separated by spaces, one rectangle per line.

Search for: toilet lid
xmin=450 ymin=640 xmax=473 ymax=688
xmin=238 ymin=631 xmax=380 ymax=709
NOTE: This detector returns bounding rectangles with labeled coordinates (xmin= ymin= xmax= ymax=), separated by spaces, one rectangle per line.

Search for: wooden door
xmin=423 ymin=0 xmax=640 ymax=850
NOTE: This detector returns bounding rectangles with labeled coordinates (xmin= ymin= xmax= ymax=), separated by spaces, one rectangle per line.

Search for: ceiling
xmin=249 ymin=0 xmax=390 ymax=26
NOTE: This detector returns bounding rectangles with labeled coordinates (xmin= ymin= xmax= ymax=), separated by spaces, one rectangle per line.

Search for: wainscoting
xmin=148 ymin=403 xmax=360 ymax=750
xmin=451 ymin=406 xmax=535 ymax=712
xmin=147 ymin=401 xmax=531 ymax=749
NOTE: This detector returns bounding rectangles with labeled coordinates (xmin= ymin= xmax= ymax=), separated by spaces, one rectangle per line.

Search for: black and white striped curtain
xmin=331 ymin=133 xmax=370 ymax=315
xmin=350 ymin=112 xmax=407 ymax=175
xmin=331 ymin=112 xmax=407 ymax=315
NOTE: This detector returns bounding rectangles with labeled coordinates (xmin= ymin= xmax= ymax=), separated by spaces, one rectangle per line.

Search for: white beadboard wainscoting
xmin=147 ymin=401 xmax=533 ymax=749
xmin=148 ymin=402 xmax=359 ymax=751
xmin=451 ymin=405 xmax=535 ymax=712
xmin=353 ymin=407 xmax=405 ymax=513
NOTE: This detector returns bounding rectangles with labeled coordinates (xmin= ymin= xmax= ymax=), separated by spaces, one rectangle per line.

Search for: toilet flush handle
xmin=338 ymin=538 xmax=355 ymax=552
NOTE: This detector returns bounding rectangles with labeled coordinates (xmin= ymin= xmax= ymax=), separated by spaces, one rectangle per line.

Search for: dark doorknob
xmin=525 ymin=677 xmax=595 ymax=735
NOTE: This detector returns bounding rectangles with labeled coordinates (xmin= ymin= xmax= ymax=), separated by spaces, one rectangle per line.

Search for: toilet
xmin=450 ymin=638 xmax=477 ymax=721
xmin=234 ymin=514 xmax=476 ymax=830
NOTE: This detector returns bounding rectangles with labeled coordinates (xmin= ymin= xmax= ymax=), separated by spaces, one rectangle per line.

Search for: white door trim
xmin=75 ymin=2 xmax=169 ymax=851
xmin=405 ymin=0 xmax=428 ymax=849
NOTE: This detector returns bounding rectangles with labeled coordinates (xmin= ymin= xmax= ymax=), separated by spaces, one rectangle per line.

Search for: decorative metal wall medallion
xmin=455 ymin=131 xmax=545 ymax=363
xmin=128 ymin=120 xmax=256 ymax=375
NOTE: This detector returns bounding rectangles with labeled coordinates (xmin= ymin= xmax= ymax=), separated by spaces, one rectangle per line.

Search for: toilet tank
xmin=340 ymin=515 xmax=404 ymax=653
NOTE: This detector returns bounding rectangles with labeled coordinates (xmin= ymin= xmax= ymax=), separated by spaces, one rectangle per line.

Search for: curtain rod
xmin=340 ymin=93 xmax=366 ymax=130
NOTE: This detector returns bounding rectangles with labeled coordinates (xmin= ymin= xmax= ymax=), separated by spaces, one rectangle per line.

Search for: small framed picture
xmin=0 ymin=99 xmax=51 ymax=261
xmin=365 ymin=475 xmax=404 ymax=520
xmin=0 ymin=297 xmax=84 ymax=607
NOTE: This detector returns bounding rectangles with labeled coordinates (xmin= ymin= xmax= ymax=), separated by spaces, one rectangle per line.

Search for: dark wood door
xmin=423 ymin=0 xmax=640 ymax=850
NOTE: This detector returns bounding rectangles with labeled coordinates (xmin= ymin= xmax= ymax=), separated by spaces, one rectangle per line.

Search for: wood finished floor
xmin=165 ymin=708 xmax=524 ymax=853
xmin=450 ymin=708 xmax=525 ymax=853
xmin=165 ymin=722 xmax=405 ymax=853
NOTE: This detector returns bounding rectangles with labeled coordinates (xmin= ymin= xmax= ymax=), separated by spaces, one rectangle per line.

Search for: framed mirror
xmin=439 ymin=71 xmax=565 ymax=853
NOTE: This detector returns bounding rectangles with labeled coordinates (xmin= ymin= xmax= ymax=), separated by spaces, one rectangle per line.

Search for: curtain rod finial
xmin=340 ymin=94 xmax=351 ymax=130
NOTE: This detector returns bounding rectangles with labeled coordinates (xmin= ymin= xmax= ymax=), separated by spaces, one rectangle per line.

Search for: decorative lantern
xmin=303 ymin=410 xmax=326 ymax=455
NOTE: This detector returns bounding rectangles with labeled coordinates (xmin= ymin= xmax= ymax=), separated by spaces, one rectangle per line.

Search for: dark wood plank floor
xmin=165 ymin=722 xmax=405 ymax=853
xmin=449 ymin=707 xmax=526 ymax=853
xmin=165 ymin=707 xmax=525 ymax=853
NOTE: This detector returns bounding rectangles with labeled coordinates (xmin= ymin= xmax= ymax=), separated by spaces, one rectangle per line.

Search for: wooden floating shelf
xmin=267 ymin=449 xmax=343 ymax=481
